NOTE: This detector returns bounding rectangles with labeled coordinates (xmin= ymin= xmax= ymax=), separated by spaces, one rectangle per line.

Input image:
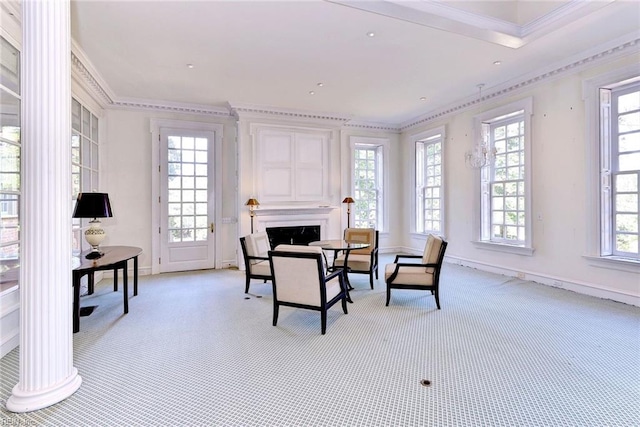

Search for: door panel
xmin=160 ymin=129 xmax=215 ymax=272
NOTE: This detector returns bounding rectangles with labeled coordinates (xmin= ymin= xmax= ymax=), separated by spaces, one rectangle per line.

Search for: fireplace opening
xmin=265 ymin=225 xmax=321 ymax=249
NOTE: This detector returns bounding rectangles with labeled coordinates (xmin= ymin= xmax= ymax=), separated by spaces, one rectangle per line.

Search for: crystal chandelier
xmin=465 ymin=84 xmax=496 ymax=169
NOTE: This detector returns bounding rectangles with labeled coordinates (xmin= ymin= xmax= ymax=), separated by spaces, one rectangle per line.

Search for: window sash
xmin=415 ymin=134 xmax=442 ymax=234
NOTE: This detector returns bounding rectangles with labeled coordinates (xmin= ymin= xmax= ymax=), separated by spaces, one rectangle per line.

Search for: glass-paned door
xmin=159 ymin=128 xmax=215 ymax=272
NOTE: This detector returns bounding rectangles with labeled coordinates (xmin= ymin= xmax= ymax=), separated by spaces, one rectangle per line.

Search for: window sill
xmin=583 ymin=255 xmax=640 ymax=273
xmin=472 ymin=240 xmax=534 ymax=256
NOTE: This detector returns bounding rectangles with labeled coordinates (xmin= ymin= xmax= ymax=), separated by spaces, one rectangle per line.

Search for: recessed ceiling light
xmin=420 ymin=97 xmax=427 ymax=101
xmin=493 ymin=60 xmax=502 ymax=65
xmin=366 ymin=31 xmax=375 ymax=37
xmin=187 ymin=64 xmax=194 ymax=69
xmin=317 ymin=82 xmax=324 ymax=87
xmin=309 ymin=91 xmax=315 ymax=95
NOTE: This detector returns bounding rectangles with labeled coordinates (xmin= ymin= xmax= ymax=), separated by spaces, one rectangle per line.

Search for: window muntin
xmin=353 ymin=145 xmax=381 ymax=229
xmin=0 ymin=36 xmax=20 ymax=293
xmin=416 ymin=134 xmax=442 ymax=234
xmin=608 ymin=83 xmax=640 ymax=258
xmin=488 ymin=114 xmax=526 ymax=244
xmin=71 ymin=98 xmax=99 ymax=254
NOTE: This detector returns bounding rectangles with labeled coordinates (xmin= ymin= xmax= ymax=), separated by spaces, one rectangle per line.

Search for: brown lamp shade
xmin=245 ymin=198 xmax=260 ymax=207
xmin=72 ymin=192 xmax=113 ymax=219
xmin=342 ymin=197 xmax=354 ymax=204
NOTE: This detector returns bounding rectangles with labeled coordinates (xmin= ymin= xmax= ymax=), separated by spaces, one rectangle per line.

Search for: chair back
xmin=269 ymin=245 xmax=326 ymax=306
xmin=344 ymin=228 xmax=376 ymax=255
xmin=244 ymin=231 xmax=270 ymax=265
xmin=421 ymin=234 xmax=446 ymax=273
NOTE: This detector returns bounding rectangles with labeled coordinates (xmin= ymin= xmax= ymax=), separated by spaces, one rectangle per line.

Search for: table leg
xmin=133 ymin=255 xmax=138 ymax=296
xmin=343 ymin=250 xmax=354 ymax=291
xmin=123 ymin=260 xmax=129 ymax=314
xmin=88 ymin=272 xmax=95 ymax=295
xmin=73 ymin=272 xmax=81 ymax=333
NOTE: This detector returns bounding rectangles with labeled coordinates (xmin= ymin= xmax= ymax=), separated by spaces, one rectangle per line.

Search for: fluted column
xmin=6 ymin=0 xmax=82 ymax=412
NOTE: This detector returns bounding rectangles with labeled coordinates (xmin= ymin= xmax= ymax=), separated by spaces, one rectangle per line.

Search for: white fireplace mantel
xmin=254 ymin=206 xmax=337 ymax=216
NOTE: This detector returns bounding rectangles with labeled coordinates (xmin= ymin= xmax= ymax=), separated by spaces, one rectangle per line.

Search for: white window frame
xmin=412 ymin=126 xmax=446 ymax=235
xmin=583 ymin=65 xmax=640 ymax=272
xmin=472 ymin=97 xmax=534 ymax=256
xmin=349 ymin=136 xmax=389 ymax=232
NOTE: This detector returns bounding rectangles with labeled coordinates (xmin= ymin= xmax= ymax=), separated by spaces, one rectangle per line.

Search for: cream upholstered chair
xmin=385 ymin=234 xmax=448 ymax=309
xmin=239 ymin=232 xmax=272 ymax=293
xmin=269 ymin=245 xmax=348 ymax=335
xmin=333 ymin=228 xmax=379 ymax=289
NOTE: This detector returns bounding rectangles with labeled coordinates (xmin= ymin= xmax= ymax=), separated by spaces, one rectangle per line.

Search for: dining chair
xmin=333 ymin=228 xmax=379 ymax=289
xmin=239 ymin=231 xmax=272 ymax=293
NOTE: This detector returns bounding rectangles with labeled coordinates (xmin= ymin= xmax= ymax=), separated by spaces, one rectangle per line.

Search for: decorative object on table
xmin=72 ymin=192 xmax=113 ymax=259
xmin=342 ymin=196 xmax=354 ymax=228
xmin=245 ymin=198 xmax=260 ymax=233
xmin=464 ymin=84 xmax=497 ymax=169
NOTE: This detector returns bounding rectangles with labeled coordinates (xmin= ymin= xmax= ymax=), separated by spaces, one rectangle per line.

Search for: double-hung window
xmin=415 ymin=129 xmax=444 ymax=234
xmin=474 ymin=98 xmax=533 ymax=254
xmin=350 ymin=137 xmax=389 ymax=231
xmin=600 ymin=81 xmax=639 ymax=260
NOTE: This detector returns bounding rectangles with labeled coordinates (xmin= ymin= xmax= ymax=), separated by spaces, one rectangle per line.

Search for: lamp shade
xmin=342 ymin=197 xmax=354 ymax=204
xmin=72 ymin=192 xmax=113 ymax=219
xmin=245 ymin=198 xmax=260 ymax=207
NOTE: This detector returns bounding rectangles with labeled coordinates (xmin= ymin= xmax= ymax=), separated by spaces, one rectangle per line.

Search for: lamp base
xmin=85 ymin=251 xmax=103 ymax=260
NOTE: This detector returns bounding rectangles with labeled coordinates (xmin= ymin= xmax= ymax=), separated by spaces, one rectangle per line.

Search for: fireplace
xmin=265 ymin=225 xmax=321 ymax=249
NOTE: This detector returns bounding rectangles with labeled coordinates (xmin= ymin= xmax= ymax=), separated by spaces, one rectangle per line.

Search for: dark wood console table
xmin=73 ymin=246 xmax=142 ymax=333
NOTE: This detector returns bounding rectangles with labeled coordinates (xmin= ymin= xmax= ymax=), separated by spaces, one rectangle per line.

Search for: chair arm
xmin=387 ymin=261 xmax=439 ymax=283
xmin=392 ymin=254 xmax=422 ymax=263
xmin=247 ymin=255 xmax=269 ymax=262
xmin=324 ymin=269 xmax=345 ymax=282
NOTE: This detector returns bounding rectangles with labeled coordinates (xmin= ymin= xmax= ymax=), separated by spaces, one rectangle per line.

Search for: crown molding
xmin=71 ymin=40 xmax=115 ymax=107
xmin=342 ymin=120 xmax=400 ymax=133
xmin=229 ymin=102 xmax=351 ymax=124
xmin=400 ymin=35 xmax=640 ymax=131
xmin=111 ymin=98 xmax=232 ymax=117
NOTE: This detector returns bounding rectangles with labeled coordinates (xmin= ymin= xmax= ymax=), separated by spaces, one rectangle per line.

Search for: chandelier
xmin=465 ymin=84 xmax=497 ymax=169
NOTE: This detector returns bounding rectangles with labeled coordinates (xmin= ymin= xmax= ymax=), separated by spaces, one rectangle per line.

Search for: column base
xmin=6 ymin=368 xmax=82 ymax=413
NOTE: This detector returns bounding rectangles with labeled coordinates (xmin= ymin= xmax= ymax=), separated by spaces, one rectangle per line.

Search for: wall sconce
xmin=72 ymin=192 xmax=113 ymax=259
xmin=342 ymin=197 xmax=354 ymax=228
xmin=245 ymin=198 xmax=259 ymax=233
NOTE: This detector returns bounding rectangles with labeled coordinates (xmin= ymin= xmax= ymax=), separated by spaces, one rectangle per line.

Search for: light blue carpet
xmin=1 ymin=256 xmax=639 ymax=426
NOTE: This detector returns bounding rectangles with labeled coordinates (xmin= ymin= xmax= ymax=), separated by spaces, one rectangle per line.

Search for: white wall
xmin=400 ymin=54 xmax=640 ymax=305
xmin=102 ymin=110 xmax=238 ymax=273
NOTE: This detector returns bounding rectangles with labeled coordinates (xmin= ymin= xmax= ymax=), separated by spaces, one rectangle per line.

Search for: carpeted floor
xmin=1 ymin=255 xmax=639 ymax=426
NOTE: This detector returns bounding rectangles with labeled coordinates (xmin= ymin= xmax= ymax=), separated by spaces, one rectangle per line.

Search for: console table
xmin=73 ymin=245 xmax=142 ymax=333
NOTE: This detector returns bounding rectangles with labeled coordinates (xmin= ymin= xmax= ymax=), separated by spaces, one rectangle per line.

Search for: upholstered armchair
xmin=333 ymin=228 xmax=379 ymax=289
xmin=269 ymin=245 xmax=348 ymax=335
xmin=385 ymin=234 xmax=448 ymax=309
xmin=239 ymin=231 xmax=272 ymax=293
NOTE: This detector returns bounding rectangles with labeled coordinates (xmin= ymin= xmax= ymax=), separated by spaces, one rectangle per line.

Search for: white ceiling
xmin=68 ymin=0 xmax=640 ymax=126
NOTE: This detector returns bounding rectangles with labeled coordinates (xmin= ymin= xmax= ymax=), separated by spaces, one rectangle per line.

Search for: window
xmin=474 ymin=98 xmax=533 ymax=255
xmin=0 ymin=36 xmax=20 ymax=292
xmin=600 ymin=81 xmax=639 ymax=260
xmin=71 ymin=98 xmax=100 ymax=254
xmin=350 ymin=137 xmax=389 ymax=231
xmin=415 ymin=130 xmax=444 ymax=234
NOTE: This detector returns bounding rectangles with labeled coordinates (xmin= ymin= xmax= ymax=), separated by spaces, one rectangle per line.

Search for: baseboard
xmin=446 ymin=255 xmax=639 ymax=307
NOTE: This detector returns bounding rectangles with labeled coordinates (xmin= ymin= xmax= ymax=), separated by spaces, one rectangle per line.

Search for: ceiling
xmin=68 ymin=0 xmax=639 ymax=126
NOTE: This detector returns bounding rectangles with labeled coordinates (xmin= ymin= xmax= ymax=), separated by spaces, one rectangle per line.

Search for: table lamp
xmin=245 ymin=198 xmax=259 ymax=233
xmin=73 ymin=192 xmax=113 ymax=259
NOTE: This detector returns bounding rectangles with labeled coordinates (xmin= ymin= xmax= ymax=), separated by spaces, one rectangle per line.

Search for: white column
xmin=6 ymin=0 xmax=82 ymax=412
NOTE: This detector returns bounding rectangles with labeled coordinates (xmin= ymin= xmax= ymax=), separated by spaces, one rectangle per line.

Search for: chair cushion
xmin=344 ymin=228 xmax=375 ymax=255
xmin=249 ymin=260 xmax=271 ymax=276
xmin=245 ymin=232 xmax=270 ymax=264
xmin=334 ymin=254 xmax=371 ymax=271
xmin=271 ymin=254 xmax=323 ymax=305
xmin=421 ymin=234 xmax=443 ymax=273
xmin=385 ymin=263 xmax=434 ymax=286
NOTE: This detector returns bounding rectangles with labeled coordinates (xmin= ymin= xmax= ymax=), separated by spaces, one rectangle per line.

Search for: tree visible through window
xmin=353 ymin=145 xmax=381 ymax=229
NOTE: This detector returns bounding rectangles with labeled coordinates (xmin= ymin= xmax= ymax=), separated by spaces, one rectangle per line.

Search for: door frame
xmin=150 ymin=119 xmax=224 ymax=274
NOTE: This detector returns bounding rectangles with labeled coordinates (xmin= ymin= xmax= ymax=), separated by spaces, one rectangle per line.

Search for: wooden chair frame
xmin=239 ymin=236 xmax=272 ymax=294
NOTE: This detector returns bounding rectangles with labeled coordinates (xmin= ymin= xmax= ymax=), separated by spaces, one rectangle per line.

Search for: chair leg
xmin=272 ymin=303 xmax=279 ymax=326
xmin=369 ymin=272 xmax=374 ymax=289
xmin=321 ymin=310 xmax=327 ymax=335
xmin=434 ymin=290 xmax=441 ymax=310
xmin=245 ymin=276 xmax=251 ymax=294
xmin=341 ymin=296 xmax=348 ymax=314
xmin=385 ymin=285 xmax=391 ymax=306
